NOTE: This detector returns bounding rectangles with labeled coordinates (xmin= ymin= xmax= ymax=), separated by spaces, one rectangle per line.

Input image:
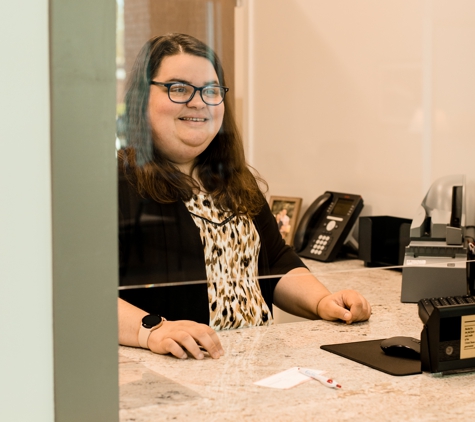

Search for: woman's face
xmin=148 ymin=53 xmax=225 ymax=173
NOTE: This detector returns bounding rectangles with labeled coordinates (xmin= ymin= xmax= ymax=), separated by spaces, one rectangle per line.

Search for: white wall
xmin=0 ymin=1 xmax=54 ymax=421
xmin=238 ymin=0 xmax=475 ymax=221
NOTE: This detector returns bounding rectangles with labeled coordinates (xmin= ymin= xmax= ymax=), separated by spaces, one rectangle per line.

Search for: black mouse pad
xmin=321 ymin=339 xmax=422 ymax=376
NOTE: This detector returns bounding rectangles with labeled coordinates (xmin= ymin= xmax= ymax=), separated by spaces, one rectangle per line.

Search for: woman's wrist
xmin=315 ymin=293 xmax=331 ymax=319
xmin=138 ymin=314 xmax=166 ymax=349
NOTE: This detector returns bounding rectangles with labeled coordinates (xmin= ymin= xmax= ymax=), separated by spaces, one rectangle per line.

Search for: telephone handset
xmin=293 ymin=191 xmax=364 ymax=262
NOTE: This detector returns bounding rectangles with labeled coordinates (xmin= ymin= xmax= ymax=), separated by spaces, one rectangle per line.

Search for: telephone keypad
xmin=310 ymin=234 xmax=332 ymax=256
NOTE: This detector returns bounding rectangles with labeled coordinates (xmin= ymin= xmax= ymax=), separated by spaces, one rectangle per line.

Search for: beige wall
xmin=237 ymin=0 xmax=475 ymax=221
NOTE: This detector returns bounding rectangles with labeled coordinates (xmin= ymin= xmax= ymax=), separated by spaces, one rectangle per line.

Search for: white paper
xmin=254 ymin=367 xmax=319 ymax=389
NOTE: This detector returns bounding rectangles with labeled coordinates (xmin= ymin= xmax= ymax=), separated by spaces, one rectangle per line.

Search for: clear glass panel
xmin=115 ymin=0 xmax=475 ymax=316
xmin=116 ymin=0 xmax=126 ymax=150
xmin=116 ymin=4 xmax=475 ymax=417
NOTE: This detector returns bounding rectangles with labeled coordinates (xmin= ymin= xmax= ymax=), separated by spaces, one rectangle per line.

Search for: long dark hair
xmin=121 ymin=33 xmax=266 ymax=216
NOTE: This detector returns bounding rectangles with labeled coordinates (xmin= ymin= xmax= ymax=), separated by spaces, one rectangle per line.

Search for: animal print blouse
xmin=185 ymin=193 xmax=273 ymax=330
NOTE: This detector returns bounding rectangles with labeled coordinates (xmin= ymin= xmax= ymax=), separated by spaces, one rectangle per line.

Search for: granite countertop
xmin=119 ymin=259 xmax=475 ymax=421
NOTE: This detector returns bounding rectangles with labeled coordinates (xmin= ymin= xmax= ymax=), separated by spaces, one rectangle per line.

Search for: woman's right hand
xmin=147 ymin=320 xmax=224 ymax=360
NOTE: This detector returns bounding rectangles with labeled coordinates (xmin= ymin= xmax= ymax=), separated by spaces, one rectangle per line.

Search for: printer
xmin=401 ymin=174 xmax=475 ymax=302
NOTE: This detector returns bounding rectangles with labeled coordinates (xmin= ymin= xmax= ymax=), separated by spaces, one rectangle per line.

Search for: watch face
xmin=142 ymin=314 xmax=162 ymax=329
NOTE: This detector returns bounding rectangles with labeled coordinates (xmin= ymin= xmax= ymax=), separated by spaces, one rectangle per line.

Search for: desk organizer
xmin=358 ymin=216 xmax=411 ymax=267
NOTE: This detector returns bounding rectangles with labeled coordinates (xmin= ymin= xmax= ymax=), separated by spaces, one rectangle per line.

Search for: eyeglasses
xmin=150 ymin=81 xmax=229 ymax=106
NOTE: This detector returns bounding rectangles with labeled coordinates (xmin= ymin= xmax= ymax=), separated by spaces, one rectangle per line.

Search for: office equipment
xmin=418 ymin=295 xmax=475 ymax=324
xmin=468 ymin=241 xmax=475 ymax=295
xmin=401 ymin=174 xmax=475 ymax=302
xmin=358 ymin=216 xmax=411 ymax=267
xmin=380 ymin=336 xmax=421 ymax=359
xmin=418 ymin=295 xmax=475 ymax=374
xmin=293 ymin=191 xmax=363 ymax=262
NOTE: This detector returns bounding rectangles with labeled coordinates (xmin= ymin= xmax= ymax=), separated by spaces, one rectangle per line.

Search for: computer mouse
xmin=380 ymin=336 xmax=421 ymax=360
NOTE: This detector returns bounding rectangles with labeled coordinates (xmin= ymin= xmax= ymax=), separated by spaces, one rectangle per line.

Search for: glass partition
xmin=116 ymin=5 xmax=475 ymax=418
xmin=116 ymin=0 xmax=475 ymax=320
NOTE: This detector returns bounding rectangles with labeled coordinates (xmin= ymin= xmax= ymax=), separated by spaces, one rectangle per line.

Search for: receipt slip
xmin=254 ymin=367 xmax=322 ymax=389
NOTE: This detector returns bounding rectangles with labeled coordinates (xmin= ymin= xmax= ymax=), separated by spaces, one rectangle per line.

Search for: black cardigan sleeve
xmin=118 ymin=170 xmax=210 ymax=323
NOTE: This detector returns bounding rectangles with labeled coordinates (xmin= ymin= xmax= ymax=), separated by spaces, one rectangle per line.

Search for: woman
xmin=118 ymin=33 xmax=371 ymax=360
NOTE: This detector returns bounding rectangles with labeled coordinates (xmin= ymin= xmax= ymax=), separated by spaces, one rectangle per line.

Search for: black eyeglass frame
xmin=150 ymin=81 xmax=229 ymax=106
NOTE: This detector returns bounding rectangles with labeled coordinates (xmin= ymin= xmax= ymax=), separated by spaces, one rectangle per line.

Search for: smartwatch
xmin=138 ymin=314 xmax=166 ymax=349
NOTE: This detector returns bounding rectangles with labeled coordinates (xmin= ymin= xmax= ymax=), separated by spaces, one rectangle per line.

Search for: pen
xmin=298 ymin=368 xmax=342 ymax=389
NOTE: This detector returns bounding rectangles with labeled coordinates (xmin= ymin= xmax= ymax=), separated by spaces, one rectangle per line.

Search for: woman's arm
xmin=118 ymin=298 xmax=224 ymax=359
xmin=253 ymin=198 xmax=370 ymax=323
xmin=273 ymin=267 xmax=371 ymax=323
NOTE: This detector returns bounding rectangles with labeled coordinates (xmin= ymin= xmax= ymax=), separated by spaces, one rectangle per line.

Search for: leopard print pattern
xmin=185 ymin=193 xmax=273 ymax=330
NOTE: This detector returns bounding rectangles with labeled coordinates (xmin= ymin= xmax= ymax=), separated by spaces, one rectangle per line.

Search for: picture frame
xmin=268 ymin=196 xmax=303 ymax=246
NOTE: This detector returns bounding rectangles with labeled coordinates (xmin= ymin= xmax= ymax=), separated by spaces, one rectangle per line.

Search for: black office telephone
xmin=293 ymin=191 xmax=364 ymax=262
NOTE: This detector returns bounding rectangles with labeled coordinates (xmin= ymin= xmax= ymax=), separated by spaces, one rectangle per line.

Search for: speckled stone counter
xmin=119 ymin=259 xmax=475 ymax=421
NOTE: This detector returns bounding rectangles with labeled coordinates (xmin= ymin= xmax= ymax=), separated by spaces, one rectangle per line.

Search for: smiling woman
xmin=147 ymin=54 xmax=225 ymax=174
xmin=117 ymin=33 xmax=371 ymax=362
xmin=121 ymin=33 xmax=263 ymax=216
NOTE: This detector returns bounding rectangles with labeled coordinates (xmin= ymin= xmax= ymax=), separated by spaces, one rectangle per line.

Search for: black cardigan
xmin=118 ymin=173 xmax=306 ymax=324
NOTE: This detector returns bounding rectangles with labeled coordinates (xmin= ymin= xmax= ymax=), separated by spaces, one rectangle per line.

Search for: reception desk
xmin=119 ymin=259 xmax=475 ymax=421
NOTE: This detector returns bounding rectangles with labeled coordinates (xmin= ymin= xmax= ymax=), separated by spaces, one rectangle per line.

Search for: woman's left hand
xmin=316 ymin=290 xmax=372 ymax=324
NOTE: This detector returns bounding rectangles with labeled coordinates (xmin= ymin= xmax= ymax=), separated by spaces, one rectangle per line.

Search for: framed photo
xmin=269 ymin=196 xmax=302 ymax=246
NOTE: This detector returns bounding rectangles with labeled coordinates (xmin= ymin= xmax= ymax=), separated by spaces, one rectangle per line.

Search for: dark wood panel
xmin=124 ymin=0 xmax=235 ymax=105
